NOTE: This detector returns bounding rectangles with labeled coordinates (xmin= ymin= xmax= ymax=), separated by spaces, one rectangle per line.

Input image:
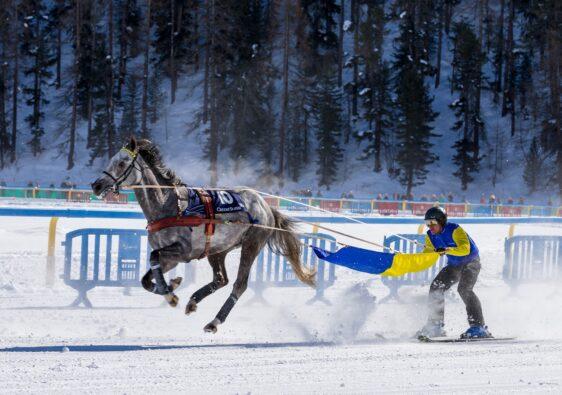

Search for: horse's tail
xmin=268 ymin=208 xmax=316 ymax=287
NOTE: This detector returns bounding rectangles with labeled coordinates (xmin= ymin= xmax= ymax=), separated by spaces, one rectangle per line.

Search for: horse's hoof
xmin=164 ymin=293 xmax=179 ymax=308
xmin=204 ymin=323 xmax=218 ymax=333
xmin=185 ymin=299 xmax=197 ymax=315
xmin=170 ymin=277 xmax=183 ymax=291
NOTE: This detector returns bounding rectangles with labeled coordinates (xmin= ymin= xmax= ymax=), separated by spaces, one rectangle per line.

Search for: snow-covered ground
xmin=1 ymin=205 xmax=562 ymax=393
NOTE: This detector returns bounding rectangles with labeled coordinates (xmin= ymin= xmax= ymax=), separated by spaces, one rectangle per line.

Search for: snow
xmin=343 ymin=20 xmax=352 ymax=32
xmin=1 ymin=203 xmax=562 ymax=392
xmin=358 ymin=87 xmax=371 ymax=96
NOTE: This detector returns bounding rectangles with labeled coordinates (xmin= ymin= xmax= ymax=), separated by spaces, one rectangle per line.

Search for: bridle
xmin=102 ymin=147 xmax=143 ymax=194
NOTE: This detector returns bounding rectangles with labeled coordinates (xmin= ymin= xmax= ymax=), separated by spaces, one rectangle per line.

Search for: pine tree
xmin=87 ymin=38 xmax=112 ymax=162
xmin=227 ymin=0 xmax=278 ymax=181
xmin=449 ymin=21 xmax=485 ymax=190
xmin=285 ymin=3 xmax=313 ymax=182
xmin=523 ymin=137 xmax=545 ymax=193
xmin=116 ymin=0 xmax=142 ymax=100
xmin=10 ymin=0 xmax=20 ymax=164
xmin=312 ymin=72 xmax=343 ymax=188
xmin=152 ymin=0 xmax=199 ymax=103
xmin=302 ymin=0 xmax=344 ymax=189
xmin=354 ymin=0 xmax=392 ymax=173
xmin=118 ymin=72 xmax=139 ymax=141
xmin=46 ymin=0 xmax=68 ymax=90
xmin=392 ymin=5 xmax=438 ymax=194
xmin=21 ymin=0 xmax=55 ymax=156
xmin=147 ymin=62 xmax=165 ymax=125
xmin=0 ymin=0 xmax=10 ymax=168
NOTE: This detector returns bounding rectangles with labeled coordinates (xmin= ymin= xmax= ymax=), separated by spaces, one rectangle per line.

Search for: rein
xmin=119 ymin=185 xmax=401 ymax=253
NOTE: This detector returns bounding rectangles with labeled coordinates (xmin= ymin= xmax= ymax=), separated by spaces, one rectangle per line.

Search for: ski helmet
xmin=424 ymin=206 xmax=447 ymax=226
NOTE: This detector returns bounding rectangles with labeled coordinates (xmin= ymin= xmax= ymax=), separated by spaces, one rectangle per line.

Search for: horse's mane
xmin=127 ymin=139 xmax=182 ymax=185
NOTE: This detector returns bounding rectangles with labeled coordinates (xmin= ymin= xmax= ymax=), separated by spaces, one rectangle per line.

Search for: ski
xmin=418 ymin=335 xmax=516 ymax=343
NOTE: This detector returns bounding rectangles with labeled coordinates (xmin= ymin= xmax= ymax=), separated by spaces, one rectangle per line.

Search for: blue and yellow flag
xmin=312 ymin=246 xmax=440 ymax=277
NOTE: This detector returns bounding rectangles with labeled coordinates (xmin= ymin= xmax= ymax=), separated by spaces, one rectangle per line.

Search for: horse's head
xmin=91 ymin=136 xmax=143 ymax=196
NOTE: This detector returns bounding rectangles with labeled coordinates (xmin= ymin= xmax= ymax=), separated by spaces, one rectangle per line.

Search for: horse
xmin=91 ymin=136 xmax=316 ymax=333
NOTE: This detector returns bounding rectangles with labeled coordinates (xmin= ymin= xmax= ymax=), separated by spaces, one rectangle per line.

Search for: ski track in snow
xmin=1 ymin=211 xmax=562 ymax=393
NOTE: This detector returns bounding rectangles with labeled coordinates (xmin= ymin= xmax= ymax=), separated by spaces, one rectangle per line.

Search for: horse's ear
xmin=129 ymin=135 xmax=137 ymax=152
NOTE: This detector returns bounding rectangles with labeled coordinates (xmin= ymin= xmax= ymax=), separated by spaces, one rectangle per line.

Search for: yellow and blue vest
xmin=423 ymin=222 xmax=479 ymax=266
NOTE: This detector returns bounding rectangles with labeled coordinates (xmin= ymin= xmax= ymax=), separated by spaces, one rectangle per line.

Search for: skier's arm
xmin=447 ymin=227 xmax=471 ymax=256
xmin=422 ymin=235 xmax=434 ymax=253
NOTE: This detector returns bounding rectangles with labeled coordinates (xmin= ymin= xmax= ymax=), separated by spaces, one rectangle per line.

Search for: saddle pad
xmin=182 ymin=189 xmax=247 ymax=217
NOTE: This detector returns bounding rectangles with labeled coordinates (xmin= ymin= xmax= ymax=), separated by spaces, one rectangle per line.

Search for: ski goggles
xmin=425 ymin=219 xmax=439 ymax=226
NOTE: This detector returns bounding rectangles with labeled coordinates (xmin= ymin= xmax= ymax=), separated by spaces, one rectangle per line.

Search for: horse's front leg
xmin=142 ymin=243 xmax=184 ymax=307
xmin=185 ymin=251 xmax=228 ymax=315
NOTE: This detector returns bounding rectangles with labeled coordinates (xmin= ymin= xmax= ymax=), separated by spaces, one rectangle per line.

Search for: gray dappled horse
xmin=91 ymin=137 xmax=315 ymax=333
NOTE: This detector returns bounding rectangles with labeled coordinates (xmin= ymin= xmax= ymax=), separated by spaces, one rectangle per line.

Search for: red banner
xmin=263 ymin=196 xmax=279 ymax=208
xmin=319 ymin=200 xmax=340 ymax=212
xmin=445 ymin=204 xmax=466 ymax=217
xmin=377 ymin=202 xmax=399 ymax=215
xmin=411 ymin=203 xmax=434 ymax=216
xmin=104 ymin=192 xmax=129 ymax=204
xmin=67 ymin=191 xmax=91 ymax=203
xmin=499 ymin=206 xmax=523 ymax=217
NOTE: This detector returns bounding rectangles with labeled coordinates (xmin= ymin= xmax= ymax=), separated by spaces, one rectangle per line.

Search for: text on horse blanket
xmin=183 ymin=189 xmax=247 ymax=217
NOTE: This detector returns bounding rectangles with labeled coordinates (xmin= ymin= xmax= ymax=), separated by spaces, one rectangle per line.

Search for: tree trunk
xmin=11 ymin=0 xmax=18 ymax=163
xmin=56 ymin=20 xmax=62 ymax=89
xmin=202 ymin=0 xmax=210 ymax=123
xmin=31 ymin=8 xmax=41 ymax=154
xmin=548 ymin=3 xmax=561 ymax=196
xmin=338 ymin=0 xmax=344 ymax=87
xmin=107 ymin=0 xmax=115 ymax=156
xmin=474 ymin=0 xmax=484 ymax=160
xmin=68 ymin=0 xmax=81 ymax=170
xmin=374 ymin=89 xmax=382 ymax=172
xmin=444 ymin=0 xmax=452 ymax=34
xmin=278 ymin=0 xmax=290 ymax=179
xmin=0 ymin=61 xmax=6 ymax=168
xmin=86 ymin=10 xmax=96 ymax=148
xmin=494 ymin=0 xmax=505 ymax=102
xmin=141 ymin=0 xmax=151 ymax=139
xmin=208 ymin=0 xmax=217 ymax=186
xmin=117 ymin=0 xmax=129 ymax=100
xmin=351 ymin=0 xmax=358 ymax=116
xmin=502 ymin=0 xmax=515 ymax=135
xmin=193 ymin=1 xmax=199 ymax=72
xmin=435 ymin=1 xmax=444 ymax=88
xmin=170 ymin=0 xmax=176 ymax=104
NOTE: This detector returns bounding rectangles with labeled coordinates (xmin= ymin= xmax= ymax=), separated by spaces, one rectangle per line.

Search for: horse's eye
xmin=118 ymin=161 xmax=125 ymax=168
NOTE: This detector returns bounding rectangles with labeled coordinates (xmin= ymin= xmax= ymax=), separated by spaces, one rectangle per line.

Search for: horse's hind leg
xmin=185 ymin=251 xmax=228 ymax=315
xmin=204 ymin=236 xmax=266 ymax=333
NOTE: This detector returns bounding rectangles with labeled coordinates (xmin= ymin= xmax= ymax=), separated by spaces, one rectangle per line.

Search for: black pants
xmin=428 ymin=259 xmax=484 ymax=326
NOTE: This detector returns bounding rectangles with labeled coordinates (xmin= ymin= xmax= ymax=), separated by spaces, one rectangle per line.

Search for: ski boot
xmin=460 ymin=325 xmax=492 ymax=339
xmin=416 ymin=320 xmax=446 ymax=339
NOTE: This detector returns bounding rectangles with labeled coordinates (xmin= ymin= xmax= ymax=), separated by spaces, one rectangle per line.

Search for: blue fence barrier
xmin=380 ymin=234 xmax=446 ymax=302
xmin=63 ymin=228 xmax=336 ymax=307
xmin=503 ymin=236 xmax=562 ymax=291
xmin=250 ymin=233 xmax=337 ymax=304
xmin=63 ymin=229 xmax=151 ymax=307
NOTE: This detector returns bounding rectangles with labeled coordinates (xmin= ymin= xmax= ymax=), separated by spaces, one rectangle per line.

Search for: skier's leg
xmin=427 ymin=265 xmax=462 ymax=324
xmin=458 ymin=259 xmax=484 ymax=326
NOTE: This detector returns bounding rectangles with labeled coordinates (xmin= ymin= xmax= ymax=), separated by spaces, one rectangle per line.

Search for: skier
xmin=417 ymin=206 xmax=492 ymax=339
